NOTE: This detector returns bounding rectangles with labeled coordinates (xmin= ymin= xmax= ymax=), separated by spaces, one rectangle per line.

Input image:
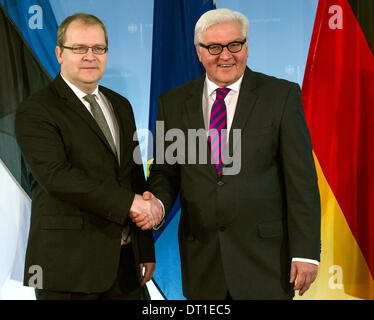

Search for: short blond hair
xmin=57 ymin=13 xmax=108 ymax=48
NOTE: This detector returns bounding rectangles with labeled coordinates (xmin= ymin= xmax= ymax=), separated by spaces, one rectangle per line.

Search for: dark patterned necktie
xmin=84 ymin=94 xmax=117 ymax=155
xmin=208 ymin=88 xmax=231 ymax=176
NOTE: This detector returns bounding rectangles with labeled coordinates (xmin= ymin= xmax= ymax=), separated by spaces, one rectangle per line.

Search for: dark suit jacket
xmin=15 ymin=74 xmax=154 ymax=293
xmin=148 ymin=67 xmax=321 ymax=299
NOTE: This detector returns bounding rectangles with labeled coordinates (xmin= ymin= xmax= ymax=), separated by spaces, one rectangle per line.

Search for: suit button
xmin=219 ymin=226 xmax=226 ymax=232
xmin=217 ymin=181 xmax=224 ymax=187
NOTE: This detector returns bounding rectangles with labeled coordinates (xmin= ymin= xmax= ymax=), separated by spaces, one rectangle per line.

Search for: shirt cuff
xmin=152 ymin=199 xmax=165 ymax=231
xmin=292 ymin=257 xmax=319 ymax=266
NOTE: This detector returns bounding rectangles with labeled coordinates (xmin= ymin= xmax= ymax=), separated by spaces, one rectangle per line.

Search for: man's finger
xmin=131 ymin=212 xmax=148 ymax=223
xmin=131 ymin=215 xmax=148 ymax=225
xmin=133 ymin=215 xmax=151 ymax=228
xmin=294 ymin=273 xmax=306 ymax=291
xmin=129 ymin=212 xmax=137 ymax=219
xmin=289 ymin=262 xmax=297 ymax=284
xmin=141 ymin=267 xmax=151 ymax=286
xmin=299 ymin=274 xmax=312 ymax=296
xmin=142 ymin=191 xmax=154 ymax=201
xmin=139 ymin=264 xmax=145 ymax=286
xmin=140 ymin=263 xmax=155 ymax=286
xmin=290 ymin=261 xmax=318 ymax=295
xmin=141 ymin=223 xmax=153 ymax=230
xmin=138 ymin=218 xmax=152 ymax=227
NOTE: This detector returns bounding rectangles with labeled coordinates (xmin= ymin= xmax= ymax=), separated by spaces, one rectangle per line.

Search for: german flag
xmin=300 ymin=0 xmax=374 ymax=299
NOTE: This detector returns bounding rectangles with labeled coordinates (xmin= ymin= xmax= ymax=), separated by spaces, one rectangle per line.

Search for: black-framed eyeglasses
xmin=199 ymin=39 xmax=246 ymax=55
xmin=62 ymin=45 xmax=108 ymax=55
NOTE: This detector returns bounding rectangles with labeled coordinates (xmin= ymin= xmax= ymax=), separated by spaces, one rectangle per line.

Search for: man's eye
xmin=209 ymin=45 xmax=221 ymax=51
xmin=229 ymin=43 xmax=240 ymax=48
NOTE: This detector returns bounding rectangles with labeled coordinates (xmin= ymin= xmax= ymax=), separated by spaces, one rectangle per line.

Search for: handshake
xmin=129 ymin=191 xmax=164 ymax=230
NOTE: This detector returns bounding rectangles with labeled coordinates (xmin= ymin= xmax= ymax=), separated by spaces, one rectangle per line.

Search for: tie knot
xmin=84 ymin=94 xmax=97 ymax=104
xmin=216 ymin=88 xmax=231 ymax=100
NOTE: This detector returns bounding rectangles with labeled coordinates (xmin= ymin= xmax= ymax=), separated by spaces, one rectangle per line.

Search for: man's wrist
xmin=152 ymin=199 xmax=165 ymax=231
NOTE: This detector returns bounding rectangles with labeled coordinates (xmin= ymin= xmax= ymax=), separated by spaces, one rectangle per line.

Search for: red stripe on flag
xmin=302 ymin=0 xmax=374 ymax=277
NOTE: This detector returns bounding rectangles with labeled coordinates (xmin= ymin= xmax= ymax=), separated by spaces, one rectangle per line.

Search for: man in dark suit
xmin=15 ymin=13 xmax=162 ymax=300
xmin=131 ymin=8 xmax=321 ymax=299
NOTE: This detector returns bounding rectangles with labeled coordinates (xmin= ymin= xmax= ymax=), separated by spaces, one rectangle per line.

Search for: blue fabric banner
xmin=0 ymin=0 xmax=59 ymax=77
xmin=148 ymin=0 xmax=216 ymax=300
xmin=148 ymin=0 xmax=215 ymax=139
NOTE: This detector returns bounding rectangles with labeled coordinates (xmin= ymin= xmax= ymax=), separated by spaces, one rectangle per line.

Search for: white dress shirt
xmin=60 ymin=74 xmax=120 ymax=160
xmin=202 ymin=75 xmax=243 ymax=136
xmin=60 ymin=74 xmax=131 ymax=245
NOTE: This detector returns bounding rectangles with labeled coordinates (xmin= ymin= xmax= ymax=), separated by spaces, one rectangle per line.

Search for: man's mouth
xmin=218 ymin=64 xmax=234 ymax=68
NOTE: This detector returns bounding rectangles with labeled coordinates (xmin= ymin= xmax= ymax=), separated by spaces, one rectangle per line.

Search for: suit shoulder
xmin=252 ymin=70 xmax=300 ymax=92
xmin=99 ymin=86 xmax=131 ymax=104
xmin=99 ymin=85 xmax=134 ymax=113
xmin=99 ymin=86 xmax=137 ymax=124
xmin=159 ymin=77 xmax=203 ymax=101
xmin=18 ymin=81 xmax=57 ymax=113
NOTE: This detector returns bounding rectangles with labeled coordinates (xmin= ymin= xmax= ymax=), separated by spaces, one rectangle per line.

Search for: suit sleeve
xmin=15 ymin=100 xmax=134 ymax=225
xmin=130 ymin=112 xmax=155 ymax=262
xmin=279 ymin=83 xmax=321 ymax=261
xmin=147 ymin=94 xmax=181 ymax=224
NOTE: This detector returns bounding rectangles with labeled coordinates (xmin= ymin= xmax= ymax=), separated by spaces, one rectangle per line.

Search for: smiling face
xmin=196 ymin=21 xmax=248 ymax=87
xmin=55 ymin=20 xmax=107 ymax=93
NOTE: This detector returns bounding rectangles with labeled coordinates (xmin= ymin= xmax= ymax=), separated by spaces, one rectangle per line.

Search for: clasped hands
xmin=129 ymin=191 xmax=163 ymax=230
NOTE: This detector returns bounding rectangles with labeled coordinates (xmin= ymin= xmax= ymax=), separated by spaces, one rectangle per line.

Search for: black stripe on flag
xmin=348 ymin=0 xmax=374 ymax=55
xmin=0 ymin=3 xmax=52 ymax=195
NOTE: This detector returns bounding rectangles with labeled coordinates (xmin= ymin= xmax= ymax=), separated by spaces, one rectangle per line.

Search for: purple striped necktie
xmin=208 ymin=87 xmax=231 ymax=176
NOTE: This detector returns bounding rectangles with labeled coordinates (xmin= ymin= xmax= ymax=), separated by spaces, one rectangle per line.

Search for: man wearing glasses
xmin=15 ymin=13 xmax=161 ymax=300
xmin=137 ymin=8 xmax=321 ymax=299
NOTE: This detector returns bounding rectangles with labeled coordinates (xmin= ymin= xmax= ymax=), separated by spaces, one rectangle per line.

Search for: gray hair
xmin=194 ymin=8 xmax=250 ymax=45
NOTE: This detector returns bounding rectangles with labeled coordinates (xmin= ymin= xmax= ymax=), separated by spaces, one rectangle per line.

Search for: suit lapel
xmin=228 ymin=68 xmax=258 ymax=157
xmin=183 ymin=75 xmax=220 ymax=178
xmin=184 ymin=76 xmax=206 ymax=131
xmin=183 ymin=70 xmax=259 ymax=178
xmin=53 ymin=74 xmax=118 ymax=162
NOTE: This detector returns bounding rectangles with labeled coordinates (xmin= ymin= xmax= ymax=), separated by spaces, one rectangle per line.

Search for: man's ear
xmin=55 ymin=46 xmax=63 ymax=65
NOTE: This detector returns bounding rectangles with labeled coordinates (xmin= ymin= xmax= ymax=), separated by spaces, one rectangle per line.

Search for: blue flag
xmin=1 ymin=0 xmax=59 ymax=77
xmin=149 ymin=0 xmax=215 ymax=300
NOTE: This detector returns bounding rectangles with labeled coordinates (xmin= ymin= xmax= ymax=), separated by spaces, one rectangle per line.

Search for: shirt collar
xmin=60 ymin=73 xmax=99 ymax=99
xmin=205 ymin=74 xmax=244 ymax=97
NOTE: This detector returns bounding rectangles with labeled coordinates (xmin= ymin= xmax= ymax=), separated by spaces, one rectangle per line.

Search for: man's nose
xmin=219 ymin=46 xmax=232 ymax=59
xmin=83 ymin=48 xmax=96 ymax=60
